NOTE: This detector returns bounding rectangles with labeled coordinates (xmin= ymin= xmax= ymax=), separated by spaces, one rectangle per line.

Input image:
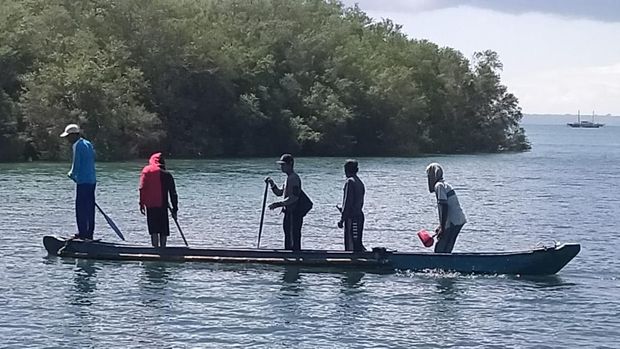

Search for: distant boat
xmin=567 ymin=110 xmax=604 ymax=128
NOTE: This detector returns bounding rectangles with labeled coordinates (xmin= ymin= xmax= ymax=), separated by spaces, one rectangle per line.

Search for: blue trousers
xmin=76 ymin=183 xmax=96 ymax=239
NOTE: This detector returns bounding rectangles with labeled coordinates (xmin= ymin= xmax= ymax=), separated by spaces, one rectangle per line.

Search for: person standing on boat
xmin=265 ymin=154 xmax=303 ymax=251
xmin=337 ymin=159 xmax=366 ymax=252
xmin=426 ymin=163 xmax=466 ymax=253
xmin=60 ymin=124 xmax=97 ymax=240
xmin=139 ymin=152 xmax=179 ymax=248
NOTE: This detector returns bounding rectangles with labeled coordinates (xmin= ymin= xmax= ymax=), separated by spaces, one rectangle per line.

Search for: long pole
xmin=169 ymin=207 xmax=189 ymax=247
xmin=257 ymin=182 xmax=269 ymax=248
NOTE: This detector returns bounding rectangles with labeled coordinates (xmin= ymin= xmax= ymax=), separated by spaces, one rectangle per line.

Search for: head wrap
xmin=425 ymin=163 xmax=444 ymax=193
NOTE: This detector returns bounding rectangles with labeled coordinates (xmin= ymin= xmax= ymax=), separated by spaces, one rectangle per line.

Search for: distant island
xmin=0 ymin=0 xmax=529 ymax=162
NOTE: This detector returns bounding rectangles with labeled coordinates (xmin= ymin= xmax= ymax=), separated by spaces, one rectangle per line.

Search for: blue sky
xmin=341 ymin=0 xmax=620 ymax=115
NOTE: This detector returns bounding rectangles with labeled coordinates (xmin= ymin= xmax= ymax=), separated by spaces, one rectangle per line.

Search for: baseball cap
xmin=276 ymin=153 xmax=294 ymax=165
xmin=60 ymin=124 xmax=81 ymax=137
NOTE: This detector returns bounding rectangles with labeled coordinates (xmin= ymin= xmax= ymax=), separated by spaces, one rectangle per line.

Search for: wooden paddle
xmin=95 ymin=203 xmax=125 ymax=240
xmin=256 ymin=181 xmax=269 ymax=248
xmin=169 ymin=207 xmax=189 ymax=247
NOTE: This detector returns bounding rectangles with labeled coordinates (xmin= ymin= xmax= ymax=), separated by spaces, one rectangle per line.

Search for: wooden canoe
xmin=43 ymin=236 xmax=580 ymax=275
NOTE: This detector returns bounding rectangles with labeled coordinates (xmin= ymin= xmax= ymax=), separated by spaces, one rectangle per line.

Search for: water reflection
xmin=61 ymin=259 xmax=99 ymax=349
xmin=274 ymin=267 xmax=305 ymax=333
xmin=511 ymin=275 xmax=576 ymax=290
xmin=280 ymin=267 xmax=302 ymax=295
xmin=70 ymin=259 xmax=98 ymax=306
xmin=139 ymin=262 xmax=174 ymax=309
xmin=423 ymin=275 xmax=466 ymax=330
xmin=434 ymin=276 xmax=459 ymax=300
xmin=336 ymin=271 xmax=368 ymax=334
xmin=141 ymin=262 xmax=172 ymax=287
xmin=340 ymin=271 xmax=365 ymax=293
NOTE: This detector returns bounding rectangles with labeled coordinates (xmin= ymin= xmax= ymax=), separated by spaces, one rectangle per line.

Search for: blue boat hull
xmin=43 ymin=236 xmax=580 ymax=275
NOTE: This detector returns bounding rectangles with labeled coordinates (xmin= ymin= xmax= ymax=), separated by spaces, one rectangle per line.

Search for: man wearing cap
xmin=265 ymin=154 xmax=303 ymax=251
xmin=337 ymin=159 xmax=366 ymax=252
xmin=60 ymin=124 xmax=96 ymax=240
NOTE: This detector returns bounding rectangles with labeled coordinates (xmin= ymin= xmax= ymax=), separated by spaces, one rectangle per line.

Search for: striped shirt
xmin=434 ymin=181 xmax=466 ymax=228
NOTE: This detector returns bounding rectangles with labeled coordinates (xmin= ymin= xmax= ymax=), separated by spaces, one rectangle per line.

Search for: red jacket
xmin=139 ymin=153 xmax=178 ymax=210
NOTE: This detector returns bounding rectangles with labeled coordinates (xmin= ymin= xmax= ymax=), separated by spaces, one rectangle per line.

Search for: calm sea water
xmin=1 ymin=119 xmax=619 ymax=348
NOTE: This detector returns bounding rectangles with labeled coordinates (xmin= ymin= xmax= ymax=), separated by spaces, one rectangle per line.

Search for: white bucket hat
xmin=59 ymin=124 xmax=80 ymax=137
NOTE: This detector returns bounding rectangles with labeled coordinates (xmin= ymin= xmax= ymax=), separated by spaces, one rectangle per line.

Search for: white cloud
xmin=339 ymin=3 xmax=620 ymax=114
xmin=508 ymin=63 xmax=620 ymax=115
xmin=343 ymin=0 xmax=620 ymax=22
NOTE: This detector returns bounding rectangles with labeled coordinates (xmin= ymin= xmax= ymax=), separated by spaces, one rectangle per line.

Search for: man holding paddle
xmin=265 ymin=154 xmax=304 ymax=251
xmin=60 ymin=124 xmax=96 ymax=240
xmin=139 ymin=152 xmax=179 ymax=247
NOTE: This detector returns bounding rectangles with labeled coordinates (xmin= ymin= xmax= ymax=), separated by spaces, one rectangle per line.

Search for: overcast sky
xmin=341 ymin=0 xmax=620 ymax=115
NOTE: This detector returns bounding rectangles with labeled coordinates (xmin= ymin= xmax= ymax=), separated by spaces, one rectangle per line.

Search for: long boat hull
xmin=43 ymin=236 xmax=580 ymax=275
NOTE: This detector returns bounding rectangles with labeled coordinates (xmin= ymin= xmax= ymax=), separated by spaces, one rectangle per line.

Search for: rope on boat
xmin=535 ymin=240 xmax=560 ymax=250
xmin=57 ymin=237 xmax=75 ymax=256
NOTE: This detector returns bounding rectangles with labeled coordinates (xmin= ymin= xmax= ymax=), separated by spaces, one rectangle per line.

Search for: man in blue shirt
xmin=60 ymin=124 xmax=97 ymax=239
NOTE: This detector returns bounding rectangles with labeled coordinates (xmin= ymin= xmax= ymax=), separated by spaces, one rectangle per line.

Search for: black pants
xmin=283 ymin=211 xmax=303 ymax=251
xmin=344 ymin=215 xmax=365 ymax=252
xmin=146 ymin=207 xmax=170 ymax=236
xmin=434 ymin=224 xmax=464 ymax=253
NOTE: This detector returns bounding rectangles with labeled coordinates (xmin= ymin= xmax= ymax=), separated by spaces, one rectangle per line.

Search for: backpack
xmin=295 ymin=190 xmax=313 ymax=217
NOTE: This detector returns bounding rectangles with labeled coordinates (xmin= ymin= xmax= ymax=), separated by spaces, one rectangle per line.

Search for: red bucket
xmin=417 ymin=229 xmax=434 ymax=247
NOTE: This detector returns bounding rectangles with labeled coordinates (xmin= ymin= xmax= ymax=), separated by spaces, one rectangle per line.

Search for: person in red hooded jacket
xmin=139 ymin=153 xmax=178 ymax=247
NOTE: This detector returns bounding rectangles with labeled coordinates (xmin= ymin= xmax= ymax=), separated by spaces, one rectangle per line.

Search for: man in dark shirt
xmin=338 ymin=159 xmax=366 ymax=252
xmin=139 ymin=153 xmax=179 ymax=247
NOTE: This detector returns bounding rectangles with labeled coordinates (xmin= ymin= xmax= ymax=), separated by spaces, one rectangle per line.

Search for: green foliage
xmin=0 ymin=0 xmax=529 ymax=161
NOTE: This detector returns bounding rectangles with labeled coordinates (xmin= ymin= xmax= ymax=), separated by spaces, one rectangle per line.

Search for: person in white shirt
xmin=426 ymin=163 xmax=467 ymax=253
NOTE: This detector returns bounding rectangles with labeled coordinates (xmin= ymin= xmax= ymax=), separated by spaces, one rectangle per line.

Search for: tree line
xmin=0 ymin=0 xmax=529 ymax=162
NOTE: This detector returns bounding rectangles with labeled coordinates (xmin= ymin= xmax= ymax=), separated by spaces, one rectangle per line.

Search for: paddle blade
xmin=95 ymin=203 xmax=125 ymax=241
xmin=417 ymin=229 xmax=434 ymax=247
xmin=104 ymin=214 xmax=125 ymax=241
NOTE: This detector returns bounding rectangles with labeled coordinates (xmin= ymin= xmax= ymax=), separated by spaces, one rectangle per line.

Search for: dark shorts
xmin=344 ymin=214 xmax=365 ymax=252
xmin=283 ymin=211 xmax=303 ymax=251
xmin=146 ymin=207 xmax=169 ymax=236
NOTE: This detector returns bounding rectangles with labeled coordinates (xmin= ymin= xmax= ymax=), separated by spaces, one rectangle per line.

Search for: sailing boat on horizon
xmin=567 ymin=110 xmax=604 ymax=128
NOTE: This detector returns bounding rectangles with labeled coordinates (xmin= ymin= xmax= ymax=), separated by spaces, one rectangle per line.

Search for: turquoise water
xmin=0 ymin=120 xmax=619 ymax=348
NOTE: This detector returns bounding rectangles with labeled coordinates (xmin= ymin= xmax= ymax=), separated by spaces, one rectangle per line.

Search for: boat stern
xmin=43 ymin=236 xmax=66 ymax=255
